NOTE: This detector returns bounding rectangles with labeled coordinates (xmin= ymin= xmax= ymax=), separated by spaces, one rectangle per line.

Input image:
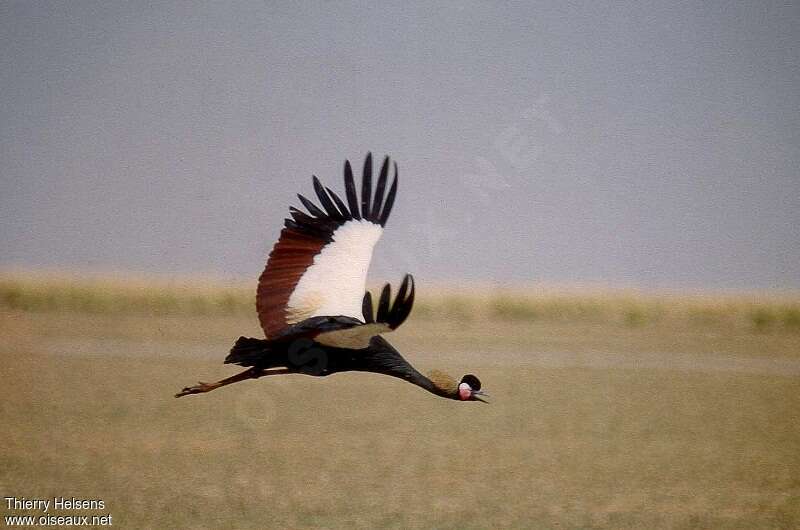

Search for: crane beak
xmin=471 ymin=390 xmax=489 ymax=403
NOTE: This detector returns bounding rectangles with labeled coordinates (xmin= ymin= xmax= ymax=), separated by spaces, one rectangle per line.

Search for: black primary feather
xmin=391 ymin=275 xmax=415 ymax=328
xmin=344 ymin=160 xmax=361 ymax=219
xmin=372 ymin=156 xmax=389 ymax=220
xmin=363 ymin=275 xmax=416 ymax=330
xmin=313 ymin=176 xmax=343 ymax=220
xmin=391 ymin=274 xmax=410 ymax=318
xmin=362 ymin=291 xmax=375 ymax=323
xmin=297 ymin=193 xmax=326 ymax=218
xmin=376 ymin=283 xmax=391 ymax=323
xmin=325 ymin=186 xmax=351 ymax=220
xmin=361 ymin=152 xmax=372 ymax=220
xmin=288 ymin=207 xmax=337 ymax=236
xmin=289 ymin=206 xmax=325 ymax=227
xmin=378 ymin=166 xmax=398 ymax=226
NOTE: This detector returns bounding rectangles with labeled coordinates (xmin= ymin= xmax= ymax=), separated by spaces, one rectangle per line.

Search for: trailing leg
xmin=174 ymin=367 xmax=291 ymax=398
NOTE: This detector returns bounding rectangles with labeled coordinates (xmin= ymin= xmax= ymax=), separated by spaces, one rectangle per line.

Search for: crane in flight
xmin=175 ymin=154 xmax=487 ymax=403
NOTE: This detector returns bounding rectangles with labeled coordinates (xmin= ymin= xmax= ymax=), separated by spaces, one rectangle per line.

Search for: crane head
xmin=458 ymin=374 xmax=488 ymax=403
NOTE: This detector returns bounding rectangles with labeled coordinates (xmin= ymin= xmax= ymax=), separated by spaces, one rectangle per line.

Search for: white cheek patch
xmin=287 ymin=220 xmax=384 ymax=321
xmin=458 ymin=382 xmax=472 ymax=401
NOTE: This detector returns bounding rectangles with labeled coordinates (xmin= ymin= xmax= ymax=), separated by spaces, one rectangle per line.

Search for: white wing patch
xmin=286 ymin=219 xmax=383 ymax=322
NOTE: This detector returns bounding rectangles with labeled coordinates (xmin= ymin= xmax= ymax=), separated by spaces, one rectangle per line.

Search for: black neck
xmin=393 ymin=365 xmax=456 ymax=399
xmin=363 ymin=337 xmax=457 ymax=400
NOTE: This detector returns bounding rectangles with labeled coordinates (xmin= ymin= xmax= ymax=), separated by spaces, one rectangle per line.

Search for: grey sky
xmin=1 ymin=1 xmax=798 ymax=289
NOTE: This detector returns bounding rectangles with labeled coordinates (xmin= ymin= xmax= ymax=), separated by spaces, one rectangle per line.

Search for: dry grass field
xmin=1 ymin=274 xmax=799 ymax=528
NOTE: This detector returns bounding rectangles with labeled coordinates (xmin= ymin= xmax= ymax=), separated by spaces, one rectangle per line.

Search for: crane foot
xmin=175 ymin=381 xmax=218 ymax=398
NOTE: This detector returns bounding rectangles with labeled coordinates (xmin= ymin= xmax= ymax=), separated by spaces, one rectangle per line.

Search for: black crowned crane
xmin=176 ymin=154 xmax=487 ymax=403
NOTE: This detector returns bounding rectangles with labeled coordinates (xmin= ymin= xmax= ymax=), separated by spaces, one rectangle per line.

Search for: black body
xmin=226 ymin=320 xmax=449 ymax=398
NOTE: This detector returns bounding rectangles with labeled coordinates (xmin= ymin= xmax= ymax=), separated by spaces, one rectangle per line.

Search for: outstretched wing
xmin=313 ymin=274 xmax=416 ymax=349
xmin=256 ymin=153 xmax=399 ymax=338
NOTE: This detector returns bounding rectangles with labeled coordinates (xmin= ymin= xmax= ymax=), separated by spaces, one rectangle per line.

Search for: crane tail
xmin=224 ymin=336 xmax=271 ymax=366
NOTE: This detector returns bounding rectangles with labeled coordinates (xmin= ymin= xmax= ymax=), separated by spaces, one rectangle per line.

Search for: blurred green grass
xmin=0 ymin=276 xmax=253 ymax=316
xmin=2 ymin=274 xmax=798 ymax=334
